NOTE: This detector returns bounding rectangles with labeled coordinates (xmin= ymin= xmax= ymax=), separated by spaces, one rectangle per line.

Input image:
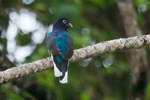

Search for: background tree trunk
xmin=117 ymin=0 xmax=148 ymax=99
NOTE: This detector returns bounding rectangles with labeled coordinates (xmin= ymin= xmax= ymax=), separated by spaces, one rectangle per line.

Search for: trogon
xmin=46 ymin=18 xmax=74 ymax=84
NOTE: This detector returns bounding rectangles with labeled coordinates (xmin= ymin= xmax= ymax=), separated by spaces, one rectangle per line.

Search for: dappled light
xmin=102 ymin=58 xmax=113 ymax=68
xmin=14 ymin=44 xmax=36 ymax=62
xmin=5 ymin=9 xmax=47 ymax=62
xmin=23 ymin=0 xmax=35 ymax=5
xmin=0 ymin=0 xmax=150 ymax=100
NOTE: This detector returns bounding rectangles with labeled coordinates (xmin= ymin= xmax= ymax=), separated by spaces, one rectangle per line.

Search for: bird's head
xmin=53 ymin=18 xmax=73 ymax=31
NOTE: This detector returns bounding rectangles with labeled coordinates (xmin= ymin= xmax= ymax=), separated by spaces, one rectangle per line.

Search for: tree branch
xmin=0 ymin=35 xmax=150 ymax=84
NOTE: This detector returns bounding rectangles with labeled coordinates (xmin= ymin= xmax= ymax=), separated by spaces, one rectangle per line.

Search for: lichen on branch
xmin=0 ymin=35 xmax=150 ymax=84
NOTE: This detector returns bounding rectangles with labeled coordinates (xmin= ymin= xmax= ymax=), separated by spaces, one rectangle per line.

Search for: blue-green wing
xmin=46 ymin=33 xmax=64 ymax=58
xmin=64 ymin=37 xmax=74 ymax=60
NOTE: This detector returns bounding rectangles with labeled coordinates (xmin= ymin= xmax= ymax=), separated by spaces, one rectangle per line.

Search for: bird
xmin=46 ymin=18 xmax=74 ymax=84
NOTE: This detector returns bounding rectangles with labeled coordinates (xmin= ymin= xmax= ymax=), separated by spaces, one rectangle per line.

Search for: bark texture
xmin=0 ymin=35 xmax=150 ymax=85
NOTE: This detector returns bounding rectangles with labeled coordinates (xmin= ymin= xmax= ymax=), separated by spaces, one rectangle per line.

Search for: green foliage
xmin=1 ymin=84 xmax=25 ymax=100
xmin=36 ymin=70 xmax=55 ymax=89
xmin=80 ymin=92 xmax=90 ymax=100
xmin=146 ymin=81 xmax=150 ymax=99
xmin=16 ymin=33 xmax=31 ymax=46
xmin=0 ymin=0 xmax=149 ymax=100
xmin=33 ymin=2 xmax=48 ymax=11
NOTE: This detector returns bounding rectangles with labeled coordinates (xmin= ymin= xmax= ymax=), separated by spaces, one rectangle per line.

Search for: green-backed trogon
xmin=46 ymin=18 xmax=74 ymax=84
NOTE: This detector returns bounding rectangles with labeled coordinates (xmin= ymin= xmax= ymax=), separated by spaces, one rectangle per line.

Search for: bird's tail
xmin=52 ymin=55 xmax=69 ymax=84
xmin=59 ymin=60 xmax=68 ymax=84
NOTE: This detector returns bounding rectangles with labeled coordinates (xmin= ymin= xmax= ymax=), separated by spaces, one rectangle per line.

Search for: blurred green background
xmin=0 ymin=0 xmax=150 ymax=100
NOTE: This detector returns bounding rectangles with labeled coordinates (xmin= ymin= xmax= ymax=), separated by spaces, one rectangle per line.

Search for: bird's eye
xmin=62 ymin=19 xmax=67 ymax=24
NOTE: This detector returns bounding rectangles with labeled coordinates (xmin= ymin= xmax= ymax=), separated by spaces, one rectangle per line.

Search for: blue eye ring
xmin=62 ymin=19 xmax=67 ymax=24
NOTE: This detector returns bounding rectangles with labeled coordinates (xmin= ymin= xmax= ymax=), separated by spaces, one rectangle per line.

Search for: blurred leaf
xmin=1 ymin=86 xmax=25 ymax=100
xmin=146 ymin=81 xmax=150 ymax=99
xmin=16 ymin=33 xmax=31 ymax=46
xmin=135 ymin=0 xmax=147 ymax=6
xmin=33 ymin=2 xmax=47 ymax=11
xmin=56 ymin=4 xmax=80 ymax=20
xmin=36 ymin=70 xmax=55 ymax=89
xmin=80 ymin=92 xmax=90 ymax=100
